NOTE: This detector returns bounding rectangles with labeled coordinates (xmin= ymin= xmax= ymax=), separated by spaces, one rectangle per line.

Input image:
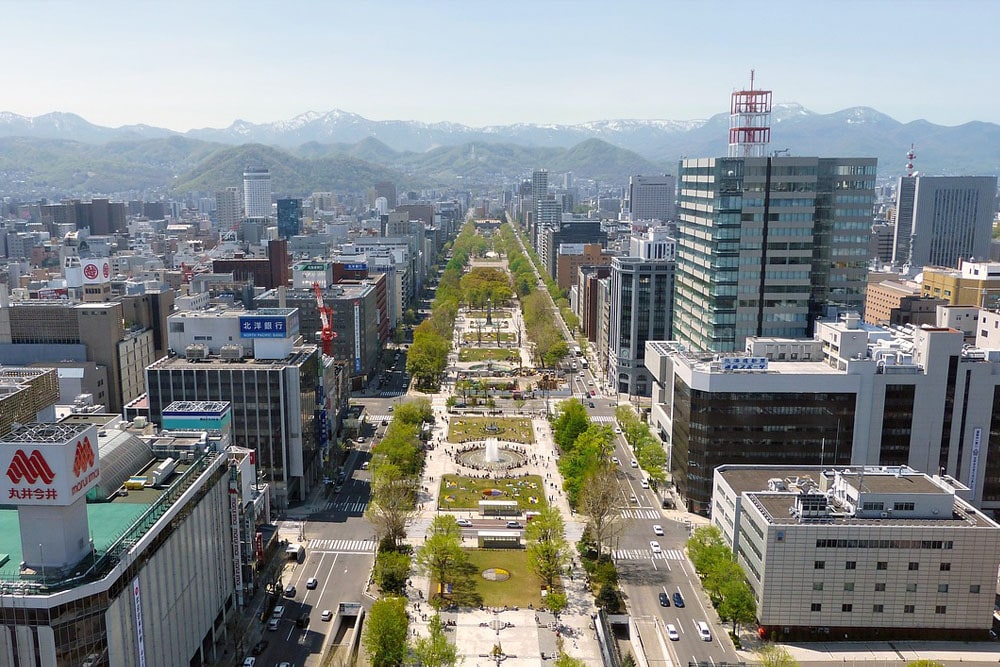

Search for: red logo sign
xmin=73 ymin=437 xmax=95 ymax=477
xmin=83 ymin=263 xmax=99 ymax=280
xmin=6 ymin=449 xmax=56 ymax=485
xmin=103 ymin=262 xmax=110 ymax=278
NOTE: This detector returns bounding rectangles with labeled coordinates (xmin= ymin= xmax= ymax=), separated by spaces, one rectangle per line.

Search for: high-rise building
xmin=623 ymin=175 xmax=676 ymax=222
xmin=674 ymin=156 xmax=877 ymax=352
xmin=242 ymin=166 xmax=271 ymax=219
xmin=216 ymin=186 xmax=241 ymax=230
xmin=373 ymin=181 xmax=397 ymax=209
xmin=608 ymin=251 xmax=675 ymax=397
xmin=891 ymin=175 xmax=997 ymax=272
xmin=276 ymin=198 xmax=302 ymax=238
xmin=531 ymin=170 xmax=548 ymax=211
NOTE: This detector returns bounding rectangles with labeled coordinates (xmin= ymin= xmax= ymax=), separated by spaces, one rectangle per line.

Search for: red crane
xmin=312 ymin=282 xmax=334 ymax=356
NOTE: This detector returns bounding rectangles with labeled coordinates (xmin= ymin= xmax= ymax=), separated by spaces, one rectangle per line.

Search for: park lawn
xmin=458 ymin=348 xmax=520 ymax=362
xmin=463 ymin=331 xmax=517 ymax=343
xmin=448 ymin=416 xmax=534 ymax=443
xmin=464 ymin=548 xmax=544 ymax=609
xmin=439 ymin=474 xmax=547 ymax=511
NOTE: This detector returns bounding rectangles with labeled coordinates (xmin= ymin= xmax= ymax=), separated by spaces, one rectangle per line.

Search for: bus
xmin=572 ymin=345 xmax=582 ymax=357
xmin=580 ymin=358 xmax=588 ymax=369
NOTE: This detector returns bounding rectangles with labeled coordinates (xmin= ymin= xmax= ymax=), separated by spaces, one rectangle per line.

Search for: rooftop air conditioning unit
xmin=185 ymin=344 xmax=208 ymax=360
xmin=220 ymin=344 xmax=243 ymax=361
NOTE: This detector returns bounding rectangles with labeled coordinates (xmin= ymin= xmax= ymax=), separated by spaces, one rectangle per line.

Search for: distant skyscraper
xmin=892 ymin=175 xmax=998 ymax=272
xmin=243 ymin=166 xmax=271 ymax=219
xmin=216 ymin=186 xmax=240 ymax=230
xmin=277 ymin=198 xmax=303 ymax=239
xmin=624 ymin=175 xmax=676 ymax=222
xmin=674 ymin=156 xmax=877 ymax=352
xmin=374 ymin=181 xmax=397 ymax=209
xmin=531 ymin=170 xmax=548 ymax=208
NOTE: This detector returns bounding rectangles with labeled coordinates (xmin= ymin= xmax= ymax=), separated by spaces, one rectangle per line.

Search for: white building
xmin=623 ymin=174 xmax=675 ymax=222
xmin=242 ymin=166 xmax=271 ymax=220
xmin=713 ymin=464 xmax=1000 ymax=641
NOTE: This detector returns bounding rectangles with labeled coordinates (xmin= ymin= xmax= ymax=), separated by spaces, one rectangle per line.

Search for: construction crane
xmin=312 ymin=282 xmax=334 ymax=357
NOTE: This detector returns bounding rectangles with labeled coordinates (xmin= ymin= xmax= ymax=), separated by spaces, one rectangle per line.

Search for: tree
xmin=366 ymin=466 xmax=418 ymax=550
xmin=363 ymin=597 xmax=409 ymax=667
xmin=394 ymin=398 xmax=434 ymax=426
xmin=718 ymin=577 xmax=757 ymax=634
xmin=526 ymin=506 xmax=570 ymax=591
xmin=415 ymin=527 xmax=469 ymax=607
xmin=756 ymin=644 xmax=800 ymax=667
xmin=374 ymin=549 xmax=411 ymax=596
xmin=559 ymin=424 xmax=613 ymax=507
xmin=552 ymin=399 xmax=590 ymax=451
xmin=545 ymin=590 xmax=568 ymax=614
xmin=411 ymin=614 xmax=459 ymax=667
xmin=578 ymin=465 xmax=625 ymax=559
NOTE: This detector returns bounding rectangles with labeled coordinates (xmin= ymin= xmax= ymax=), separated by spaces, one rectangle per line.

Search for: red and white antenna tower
xmin=905 ymin=144 xmax=916 ymax=177
xmin=728 ymin=70 xmax=772 ymax=158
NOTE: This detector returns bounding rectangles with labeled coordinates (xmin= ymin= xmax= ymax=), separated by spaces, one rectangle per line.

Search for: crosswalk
xmin=378 ymin=391 xmax=405 ymax=397
xmin=323 ymin=500 xmax=369 ymax=513
xmin=367 ymin=415 xmax=393 ymax=423
xmin=613 ymin=548 xmax=685 ymax=561
xmin=590 ymin=415 xmax=616 ymax=423
xmin=620 ymin=508 xmax=661 ymax=519
xmin=307 ymin=538 xmax=376 ymax=553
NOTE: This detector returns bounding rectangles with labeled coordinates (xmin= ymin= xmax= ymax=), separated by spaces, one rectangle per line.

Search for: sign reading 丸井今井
xmin=0 ymin=424 xmax=101 ymax=506
xmin=239 ymin=315 xmax=288 ymax=339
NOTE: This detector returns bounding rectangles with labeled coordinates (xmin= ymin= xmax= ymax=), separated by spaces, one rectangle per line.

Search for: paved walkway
xmin=401 ymin=304 xmax=601 ymax=664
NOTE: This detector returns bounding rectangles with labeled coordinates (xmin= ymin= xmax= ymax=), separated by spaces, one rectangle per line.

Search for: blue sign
xmin=345 ymin=263 xmax=367 ymax=271
xmin=239 ymin=315 xmax=289 ymax=339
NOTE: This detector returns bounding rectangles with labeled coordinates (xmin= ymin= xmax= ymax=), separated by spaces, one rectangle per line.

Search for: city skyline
xmin=3 ymin=0 xmax=995 ymax=131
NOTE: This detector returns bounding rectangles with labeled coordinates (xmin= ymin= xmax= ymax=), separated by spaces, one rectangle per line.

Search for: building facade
xmin=242 ymin=166 xmax=271 ymax=220
xmin=276 ymin=198 xmax=302 ymax=239
xmin=921 ymin=261 xmax=1000 ymax=308
xmin=674 ymin=156 xmax=877 ymax=352
xmin=555 ymin=243 xmax=613 ymax=292
xmin=624 ymin=174 xmax=676 ymax=222
xmin=713 ymin=465 xmax=1000 ymax=641
xmin=215 ymin=187 xmax=241 ymax=231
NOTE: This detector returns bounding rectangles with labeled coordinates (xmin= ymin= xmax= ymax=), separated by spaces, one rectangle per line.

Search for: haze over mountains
xmin=0 ymin=104 xmax=997 ymax=197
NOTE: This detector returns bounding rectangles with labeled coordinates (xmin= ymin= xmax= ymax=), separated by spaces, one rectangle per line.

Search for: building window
xmin=814 ymin=561 xmax=825 ymax=569
xmin=875 ymin=583 xmax=886 ymax=592
xmin=845 ymin=561 xmax=856 ymax=570
xmin=843 ymin=582 xmax=854 ymax=591
xmin=813 ymin=582 xmax=824 ymax=591
xmin=908 ymin=562 xmax=919 ymax=571
xmin=970 ymin=584 xmax=981 ymax=594
xmin=938 ymin=584 xmax=949 ymax=593
xmin=906 ymin=583 xmax=918 ymax=592
xmin=935 ymin=605 xmax=947 ymax=614
xmin=876 ymin=561 xmax=888 ymax=570
xmin=811 ymin=603 xmax=822 ymax=612
xmin=940 ymin=562 xmax=951 ymax=571
xmin=873 ymin=604 xmax=884 ymax=613
xmin=841 ymin=604 xmax=853 ymax=612
xmin=904 ymin=605 xmax=915 ymax=614
xmin=894 ymin=502 xmax=915 ymax=511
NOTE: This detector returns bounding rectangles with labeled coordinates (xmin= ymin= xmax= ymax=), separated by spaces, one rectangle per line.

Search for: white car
xmin=653 ymin=524 xmax=664 ymax=536
xmin=666 ymin=623 xmax=680 ymax=641
xmin=611 ymin=456 xmax=620 ymax=465
xmin=456 ymin=518 xmax=473 ymax=527
xmin=614 ymin=426 xmax=623 ymax=434
xmin=640 ymin=479 xmax=649 ymax=489
xmin=650 ymin=540 xmax=662 ymax=554
xmin=630 ymin=458 xmax=638 ymax=468
xmin=321 ymin=609 xmax=333 ymax=621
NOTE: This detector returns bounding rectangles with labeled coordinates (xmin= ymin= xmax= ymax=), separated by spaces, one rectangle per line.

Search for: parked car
xmin=251 ymin=640 xmax=268 ymax=656
xmin=267 ymin=618 xmax=280 ymax=631
xmin=361 ymin=461 xmax=369 ymax=470
xmin=506 ymin=520 xmax=523 ymax=529
xmin=242 ymin=659 xmax=256 ymax=667
xmin=284 ymin=585 xmax=296 ymax=598
xmin=306 ymin=577 xmax=318 ymax=590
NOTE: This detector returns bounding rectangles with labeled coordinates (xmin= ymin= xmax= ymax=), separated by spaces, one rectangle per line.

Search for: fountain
xmin=485 ymin=438 xmax=501 ymax=463
xmin=457 ymin=438 xmax=527 ymax=471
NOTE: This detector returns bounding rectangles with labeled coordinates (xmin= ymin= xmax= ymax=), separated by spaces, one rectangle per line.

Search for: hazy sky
xmin=3 ymin=0 xmax=993 ymax=130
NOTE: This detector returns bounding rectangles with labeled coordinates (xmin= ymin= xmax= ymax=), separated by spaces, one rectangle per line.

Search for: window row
xmin=815 ymin=539 xmax=953 ymax=550
xmin=812 ymin=581 xmax=969 ymax=593
xmin=812 ymin=603 xmax=947 ymax=614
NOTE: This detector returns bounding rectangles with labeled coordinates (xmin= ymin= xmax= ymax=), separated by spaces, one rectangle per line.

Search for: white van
xmin=697 ymin=621 xmax=711 ymax=641
xmin=271 ymin=605 xmax=285 ymax=620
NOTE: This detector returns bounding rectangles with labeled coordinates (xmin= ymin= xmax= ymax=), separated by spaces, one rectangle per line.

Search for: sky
xmin=2 ymin=0 xmax=995 ymax=131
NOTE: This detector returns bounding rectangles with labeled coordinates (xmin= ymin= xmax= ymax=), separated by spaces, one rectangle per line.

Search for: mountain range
xmin=0 ymin=105 xmax=997 ymax=197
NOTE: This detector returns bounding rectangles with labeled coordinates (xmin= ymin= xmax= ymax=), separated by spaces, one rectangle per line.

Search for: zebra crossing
xmin=590 ymin=415 xmax=616 ymax=423
xmin=323 ymin=499 xmax=369 ymax=513
xmin=307 ymin=538 xmax=376 ymax=554
xmin=378 ymin=391 xmax=405 ymax=397
xmin=367 ymin=415 xmax=393 ymax=423
xmin=620 ymin=508 xmax=661 ymax=519
xmin=613 ymin=548 xmax=685 ymax=561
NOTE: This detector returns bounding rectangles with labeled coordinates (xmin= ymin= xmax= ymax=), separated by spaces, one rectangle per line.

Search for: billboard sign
xmin=720 ymin=356 xmax=769 ymax=371
xmin=354 ymin=302 xmax=362 ymax=373
xmin=345 ymin=263 xmax=367 ymax=271
xmin=0 ymin=425 xmax=101 ymax=506
xmin=299 ymin=263 xmax=328 ymax=272
xmin=239 ymin=315 xmax=289 ymax=339
xmin=81 ymin=258 xmax=111 ymax=284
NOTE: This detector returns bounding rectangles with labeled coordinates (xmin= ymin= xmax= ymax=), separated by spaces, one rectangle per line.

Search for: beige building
xmin=864 ymin=278 xmax=944 ymax=326
xmin=921 ymin=261 xmax=1000 ymax=307
xmin=713 ymin=465 xmax=1000 ymax=642
xmin=555 ymin=243 xmax=613 ymax=292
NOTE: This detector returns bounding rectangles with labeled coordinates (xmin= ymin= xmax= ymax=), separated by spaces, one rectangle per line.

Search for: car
xmin=306 ymin=577 xmax=318 ymax=590
xmin=611 ymin=456 xmax=620 ymax=465
xmin=388 ymin=406 xmax=394 ymax=412
xmin=277 ymin=663 xmax=292 ymax=667
xmin=658 ymin=592 xmax=670 ymax=607
xmin=652 ymin=524 xmax=664 ymax=536
xmin=631 ymin=494 xmax=639 ymax=504
xmin=590 ymin=390 xmax=597 ymax=397
xmin=251 ymin=640 xmax=268 ymax=655
xmin=321 ymin=609 xmax=333 ymax=621
xmin=284 ymin=585 xmax=296 ymax=598
xmin=673 ymin=592 xmax=685 ymax=608
xmin=630 ymin=458 xmax=639 ymax=468
xmin=614 ymin=426 xmax=623 ymax=434
xmin=588 ymin=401 xmax=595 ymax=408
xmin=242 ymin=659 xmax=256 ymax=667
xmin=506 ymin=520 xmax=523 ymax=529
xmin=640 ymin=479 xmax=649 ymax=489
xmin=697 ymin=621 xmax=711 ymax=641
xmin=650 ymin=540 xmax=661 ymax=554
xmin=381 ymin=420 xmax=389 ymax=426
xmin=267 ymin=618 xmax=280 ymax=631
xmin=271 ymin=605 xmax=285 ymax=620
xmin=456 ymin=518 xmax=473 ymax=527
xmin=666 ymin=623 xmax=680 ymax=641
xmin=356 ymin=437 xmax=366 ymax=444
xmin=587 ymin=380 xmax=594 ymax=386
xmin=361 ymin=461 xmax=370 ymax=470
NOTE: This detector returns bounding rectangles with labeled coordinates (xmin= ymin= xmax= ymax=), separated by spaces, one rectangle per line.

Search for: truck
xmin=285 ymin=543 xmax=306 ymax=563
